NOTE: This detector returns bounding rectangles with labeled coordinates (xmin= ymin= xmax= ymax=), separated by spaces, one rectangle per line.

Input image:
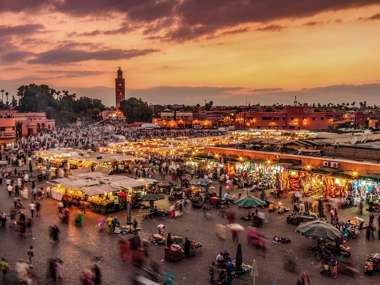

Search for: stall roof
xmin=81 ymin=184 xmax=117 ymax=196
xmin=52 ymin=177 xmax=100 ymax=188
xmin=52 ymin=172 xmax=157 ymax=192
xmin=111 ymin=178 xmax=146 ymax=189
xmin=87 ymin=153 xmax=137 ymax=163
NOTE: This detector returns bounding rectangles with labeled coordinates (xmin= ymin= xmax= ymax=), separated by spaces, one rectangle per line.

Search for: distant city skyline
xmin=1 ymin=1 xmax=380 ymax=106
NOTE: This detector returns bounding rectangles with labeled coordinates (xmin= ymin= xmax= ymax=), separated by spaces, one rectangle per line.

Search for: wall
xmin=0 ymin=118 xmax=16 ymax=143
xmin=322 ymin=145 xmax=380 ymax=162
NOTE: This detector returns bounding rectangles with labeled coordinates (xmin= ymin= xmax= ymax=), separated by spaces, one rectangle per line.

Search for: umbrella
xmin=227 ymin=223 xmax=245 ymax=232
xmin=296 ymin=220 xmax=342 ymax=241
xmin=141 ymin=193 xmax=164 ymax=201
xmin=190 ymin=178 xmax=211 ymax=187
xmin=234 ymin=196 xmax=266 ymax=208
xmin=236 ymin=243 xmax=243 ymax=271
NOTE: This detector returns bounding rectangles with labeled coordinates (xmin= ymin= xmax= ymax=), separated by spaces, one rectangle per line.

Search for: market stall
xmin=49 ymin=172 xmax=157 ymax=213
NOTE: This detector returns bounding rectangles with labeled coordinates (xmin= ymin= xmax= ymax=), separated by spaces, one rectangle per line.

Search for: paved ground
xmin=1 ymin=175 xmax=380 ymax=285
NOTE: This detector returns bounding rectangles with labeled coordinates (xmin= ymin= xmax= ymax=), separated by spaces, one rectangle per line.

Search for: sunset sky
xmin=1 ymin=1 xmax=380 ymax=106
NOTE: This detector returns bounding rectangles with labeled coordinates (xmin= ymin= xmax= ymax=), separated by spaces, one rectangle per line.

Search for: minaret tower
xmin=115 ymin=67 xmax=125 ymax=109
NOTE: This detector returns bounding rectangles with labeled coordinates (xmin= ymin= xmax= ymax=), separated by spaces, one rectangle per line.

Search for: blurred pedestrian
xmin=7 ymin=184 xmax=13 ymax=197
xmin=0 ymin=212 xmax=6 ymax=227
xmin=166 ymin=233 xmax=172 ymax=247
xmin=184 ymin=237 xmax=191 ymax=257
xmin=29 ymin=201 xmax=36 ymax=218
xmin=92 ymin=264 xmax=101 ymax=285
xmin=36 ymin=201 xmax=41 ymax=217
xmin=80 ymin=269 xmax=94 ymax=285
xmin=296 ymin=272 xmax=311 ymax=285
xmin=0 ymin=257 xmax=9 ymax=280
xmin=27 ymin=246 xmax=34 ymax=266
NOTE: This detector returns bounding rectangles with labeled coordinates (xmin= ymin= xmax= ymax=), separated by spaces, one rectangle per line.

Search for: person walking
xmin=49 ymin=225 xmax=60 ymax=242
xmin=184 ymin=237 xmax=191 ymax=258
xmin=27 ymin=246 xmax=34 ymax=266
xmin=296 ymin=272 xmax=311 ymax=285
xmin=15 ymin=184 xmax=20 ymax=197
xmin=369 ymin=213 xmax=375 ymax=239
xmin=29 ymin=202 xmax=36 ymax=218
xmin=31 ymin=186 xmax=37 ymax=201
xmin=166 ymin=233 xmax=172 ymax=248
xmin=359 ymin=201 xmax=363 ymax=216
xmin=0 ymin=212 xmax=6 ymax=228
xmin=7 ymin=184 xmax=13 ymax=197
xmin=36 ymin=201 xmax=41 ymax=217
xmin=0 ymin=257 xmax=9 ymax=280
xmin=47 ymin=258 xmax=58 ymax=282
xmin=92 ymin=264 xmax=101 ymax=285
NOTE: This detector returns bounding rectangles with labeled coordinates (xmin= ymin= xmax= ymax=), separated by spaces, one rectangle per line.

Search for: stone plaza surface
xmin=1 ymin=178 xmax=380 ymax=285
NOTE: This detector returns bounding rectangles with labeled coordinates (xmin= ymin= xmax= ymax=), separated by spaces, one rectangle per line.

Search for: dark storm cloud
xmin=168 ymin=0 xmax=379 ymax=40
xmin=255 ymin=24 xmax=285 ymax=32
xmin=0 ymin=24 xmax=45 ymax=37
xmin=0 ymin=0 xmax=47 ymax=12
xmin=51 ymin=0 xmax=175 ymax=22
xmin=358 ymin=13 xmax=380 ymax=21
xmin=1 ymin=50 xmax=34 ymax=63
xmin=38 ymin=70 xmax=106 ymax=78
xmin=303 ymin=21 xmax=324 ymax=26
xmin=70 ymin=23 xmax=135 ymax=37
xmin=218 ymin=27 xmax=251 ymax=36
xmin=28 ymin=47 xmax=159 ymax=64
xmin=1 ymin=0 xmax=378 ymax=41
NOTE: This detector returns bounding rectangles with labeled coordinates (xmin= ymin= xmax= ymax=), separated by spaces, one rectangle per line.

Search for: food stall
xmin=49 ymin=172 xmax=157 ymax=213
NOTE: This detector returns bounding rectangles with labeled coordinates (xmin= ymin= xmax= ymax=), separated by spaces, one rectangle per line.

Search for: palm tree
xmin=5 ymin=92 xmax=9 ymax=105
xmin=0 ymin=89 xmax=4 ymax=103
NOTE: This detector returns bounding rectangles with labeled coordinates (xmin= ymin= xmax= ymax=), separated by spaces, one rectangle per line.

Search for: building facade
xmin=115 ymin=67 xmax=126 ymax=109
xmin=0 ymin=110 xmax=55 ymax=144
xmin=153 ymin=111 xmax=193 ymax=128
xmin=237 ymin=106 xmax=344 ymax=130
xmin=153 ymin=106 xmax=349 ymax=130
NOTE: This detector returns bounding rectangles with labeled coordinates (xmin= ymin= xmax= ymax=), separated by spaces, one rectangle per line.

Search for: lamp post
xmin=251 ymin=258 xmax=258 ymax=285
xmin=126 ymin=195 xmax=132 ymax=232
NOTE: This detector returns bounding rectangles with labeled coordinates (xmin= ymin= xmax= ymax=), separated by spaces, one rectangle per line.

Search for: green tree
xmin=11 ymin=96 xmax=18 ymax=108
xmin=119 ymin=97 xmax=152 ymax=123
xmin=205 ymin=100 xmax=213 ymax=111
xmin=16 ymin=84 xmax=105 ymax=126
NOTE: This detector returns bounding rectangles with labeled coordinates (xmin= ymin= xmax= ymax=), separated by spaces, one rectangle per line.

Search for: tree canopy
xmin=16 ymin=84 xmax=105 ymax=126
xmin=119 ymin=97 xmax=152 ymax=123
